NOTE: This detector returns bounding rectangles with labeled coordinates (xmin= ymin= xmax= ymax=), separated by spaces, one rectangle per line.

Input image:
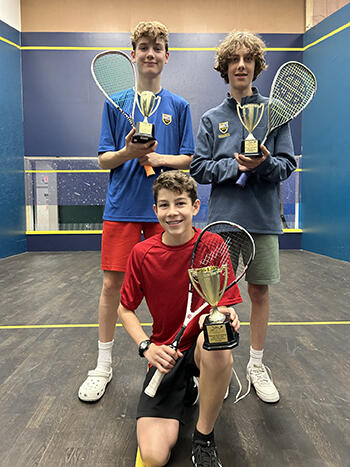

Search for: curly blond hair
xmin=131 ymin=21 xmax=169 ymax=52
xmin=153 ymin=170 xmax=197 ymax=205
xmin=214 ymin=30 xmax=267 ymax=83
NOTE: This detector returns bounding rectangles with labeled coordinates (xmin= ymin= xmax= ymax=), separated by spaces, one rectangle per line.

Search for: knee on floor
xmin=139 ymin=444 xmax=170 ymax=467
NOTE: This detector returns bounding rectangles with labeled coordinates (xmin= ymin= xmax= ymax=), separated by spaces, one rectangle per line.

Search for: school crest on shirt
xmin=218 ymin=121 xmax=230 ymax=138
xmin=219 ymin=121 xmax=229 ymax=133
xmin=162 ymin=113 xmax=172 ymax=125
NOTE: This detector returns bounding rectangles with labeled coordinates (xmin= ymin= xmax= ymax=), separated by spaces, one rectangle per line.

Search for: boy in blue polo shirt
xmin=79 ymin=21 xmax=195 ymax=402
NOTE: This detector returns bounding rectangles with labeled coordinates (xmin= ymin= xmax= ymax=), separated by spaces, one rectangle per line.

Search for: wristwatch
xmin=138 ymin=339 xmax=151 ymax=357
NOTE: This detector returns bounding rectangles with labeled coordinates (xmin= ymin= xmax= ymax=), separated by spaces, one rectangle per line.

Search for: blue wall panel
xmin=22 ymin=32 xmax=302 ymax=157
xmin=302 ymin=5 xmax=350 ymax=261
xmin=0 ymin=20 xmax=26 ymax=258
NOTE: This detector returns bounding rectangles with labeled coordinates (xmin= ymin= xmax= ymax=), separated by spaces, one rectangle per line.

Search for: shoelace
xmin=189 ymin=364 xmax=272 ymax=406
xmin=232 ymin=364 xmax=273 ymax=404
xmin=249 ymin=364 xmax=271 ymax=385
xmin=192 ymin=440 xmax=220 ymax=467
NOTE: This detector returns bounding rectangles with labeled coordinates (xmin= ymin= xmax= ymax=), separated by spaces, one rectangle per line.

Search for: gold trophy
xmin=188 ymin=265 xmax=239 ymax=350
xmin=132 ymin=91 xmax=160 ymax=143
xmin=236 ymin=103 xmax=265 ymax=157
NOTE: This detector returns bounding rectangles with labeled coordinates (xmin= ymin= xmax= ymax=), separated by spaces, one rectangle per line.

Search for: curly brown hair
xmin=214 ymin=30 xmax=268 ymax=83
xmin=153 ymin=170 xmax=197 ymax=205
xmin=131 ymin=21 xmax=169 ymax=52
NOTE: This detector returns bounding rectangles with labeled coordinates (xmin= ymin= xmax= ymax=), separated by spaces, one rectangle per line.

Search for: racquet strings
xmin=93 ymin=52 xmax=135 ymax=113
xmin=237 ymin=61 xmax=316 ymax=188
xmin=192 ymin=223 xmax=255 ymax=287
xmin=268 ymin=62 xmax=316 ymax=134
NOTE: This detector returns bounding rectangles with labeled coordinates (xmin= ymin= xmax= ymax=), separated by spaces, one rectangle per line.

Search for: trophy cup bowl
xmin=188 ymin=265 xmax=239 ymax=351
xmin=236 ymin=103 xmax=265 ymax=157
xmin=132 ymin=91 xmax=158 ymax=143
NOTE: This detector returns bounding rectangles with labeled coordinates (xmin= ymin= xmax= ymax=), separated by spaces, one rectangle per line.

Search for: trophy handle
xmin=135 ymin=92 xmax=143 ymax=115
xmin=251 ymin=103 xmax=264 ymax=132
xmin=188 ymin=269 xmax=208 ymax=302
xmin=236 ymin=104 xmax=249 ymax=133
xmin=217 ymin=264 xmax=228 ymax=303
xmin=147 ymin=95 xmax=161 ymax=117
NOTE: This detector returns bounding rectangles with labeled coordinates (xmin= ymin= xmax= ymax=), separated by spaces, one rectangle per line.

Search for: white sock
xmin=249 ymin=346 xmax=264 ymax=367
xmin=96 ymin=340 xmax=114 ymax=372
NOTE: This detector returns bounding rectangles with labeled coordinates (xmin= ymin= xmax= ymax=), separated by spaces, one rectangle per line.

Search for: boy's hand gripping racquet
xmin=236 ymin=61 xmax=317 ymax=188
xmin=91 ymin=50 xmax=155 ymax=177
xmin=144 ymin=221 xmax=255 ymax=398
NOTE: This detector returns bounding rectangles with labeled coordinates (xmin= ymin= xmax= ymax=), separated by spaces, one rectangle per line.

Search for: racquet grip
xmin=144 ymin=165 xmax=155 ymax=177
xmin=144 ymin=369 xmax=165 ymax=398
xmin=236 ymin=172 xmax=248 ymax=188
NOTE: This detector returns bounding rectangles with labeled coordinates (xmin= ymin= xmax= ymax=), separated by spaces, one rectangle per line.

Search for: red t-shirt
xmin=120 ymin=228 xmax=242 ymax=351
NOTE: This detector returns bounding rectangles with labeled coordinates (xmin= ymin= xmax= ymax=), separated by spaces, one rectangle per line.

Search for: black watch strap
xmin=138 ymin=339 xmax=151 ymax=357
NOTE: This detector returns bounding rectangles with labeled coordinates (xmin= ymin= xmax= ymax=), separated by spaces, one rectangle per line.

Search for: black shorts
xmin=137 ymin=342 xmax=200 ymax=424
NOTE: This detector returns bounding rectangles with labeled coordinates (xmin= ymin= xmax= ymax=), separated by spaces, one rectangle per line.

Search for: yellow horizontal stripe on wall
xmin=304 ymin=21 xmax=350 ymax=50
xmin=0 ymin=35 xmax=21 ymax=48
xmin=26 ymin=230 xmax=103 ymax=234
xmin=26 ymin=229 xmax=301 ymax=235
xmin=21 ymin=45 xmax=132 ymax=51
xmin=1 ymin=22 xmax=349 ymax=51
xmin=25 ymin=166 xmax=302 ymax=175
xmin=25 ymin=169 xmax=109 ymax=173
xmin=15 ymin=45 xmax=305 ymax=52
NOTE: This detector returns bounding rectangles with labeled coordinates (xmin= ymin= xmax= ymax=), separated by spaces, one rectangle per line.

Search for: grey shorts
xmin=245 ymin=234 xmax=280 ymax=285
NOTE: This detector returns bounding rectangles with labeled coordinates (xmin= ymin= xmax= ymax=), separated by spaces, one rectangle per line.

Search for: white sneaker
xmin=78 ymin=368 xmax=112 ymax=402
xmin=247 ymin=363 xmax=280 ymax=403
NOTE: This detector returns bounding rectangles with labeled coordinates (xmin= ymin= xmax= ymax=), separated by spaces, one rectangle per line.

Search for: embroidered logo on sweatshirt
xmin=218 ymin=121 xmax=230 ymax=138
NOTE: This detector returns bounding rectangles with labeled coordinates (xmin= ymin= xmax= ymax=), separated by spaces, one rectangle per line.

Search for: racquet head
xmin=91 ymin=50 xmax=137 ymax=126
xmin=190 ymin=221 xmax=255 ymax=292
xmin=91 ymin=50 xmax=156 ymax=177
xmin=264 ymin=61 xmax=317 ymax=143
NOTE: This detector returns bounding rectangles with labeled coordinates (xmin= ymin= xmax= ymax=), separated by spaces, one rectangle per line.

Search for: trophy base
xmin=132 ymin=122 xmax=155 ymax=144
xmin=241 ymin=139 xmax=262 ymax=158
xmin=203 ymin=314 xmax=239 ymax=351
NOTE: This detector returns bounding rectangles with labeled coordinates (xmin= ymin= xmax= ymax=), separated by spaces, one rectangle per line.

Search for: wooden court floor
xmin=0 ymin=250 xmax=349 ymax=467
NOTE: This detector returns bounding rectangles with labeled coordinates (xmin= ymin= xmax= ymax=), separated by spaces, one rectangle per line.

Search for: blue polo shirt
xmin=99 ymin=88 xmax=194 ymax=222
